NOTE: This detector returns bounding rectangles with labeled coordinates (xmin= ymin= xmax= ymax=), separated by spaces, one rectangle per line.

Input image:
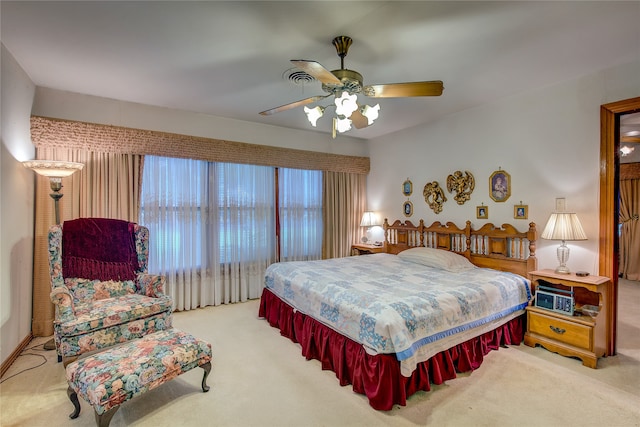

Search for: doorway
xmin=599 ymin=96 xmax=640 ymax=356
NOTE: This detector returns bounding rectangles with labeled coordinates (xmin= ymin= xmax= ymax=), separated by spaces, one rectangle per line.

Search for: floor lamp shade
xmin=541 ymin=212 xmax=587 ymax=274
xmin=23 ymin=160 xmax=84 ymax=225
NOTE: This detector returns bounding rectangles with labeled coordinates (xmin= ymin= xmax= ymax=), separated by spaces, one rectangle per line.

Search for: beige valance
xmin=620 ymin=162 xmax=640 ymax=180
xmin=30 ymin=116 xmax=370 ymax=174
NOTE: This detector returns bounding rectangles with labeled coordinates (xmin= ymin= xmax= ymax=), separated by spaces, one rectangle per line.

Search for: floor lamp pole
xmin=43 ymin=179 xmax=64 ymax=351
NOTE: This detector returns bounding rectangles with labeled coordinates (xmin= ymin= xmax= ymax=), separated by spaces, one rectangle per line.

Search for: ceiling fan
xmin=260 ymin=36 xmax=444 ymax=137
xmin=259 ymin=36 xmax=444 ymax=134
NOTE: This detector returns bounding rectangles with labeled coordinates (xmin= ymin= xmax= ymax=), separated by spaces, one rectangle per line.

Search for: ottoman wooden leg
xmin=201 ymin=361 xmax=211 ymax=392
xmin=95 ymin=407 xmax=118 ymax=427
xmin=67 ymin=386 xmax=81 ymax=419
xmin=62 ymin=356 xmax=78 ymax=368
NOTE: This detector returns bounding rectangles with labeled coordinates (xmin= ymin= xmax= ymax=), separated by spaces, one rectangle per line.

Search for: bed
xmin=259 ymin=219 xmax=537 ymax=410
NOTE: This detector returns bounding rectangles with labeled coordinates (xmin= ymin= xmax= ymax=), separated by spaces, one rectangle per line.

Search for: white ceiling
xmin=2 ymin=1 xmax=639 ymax=140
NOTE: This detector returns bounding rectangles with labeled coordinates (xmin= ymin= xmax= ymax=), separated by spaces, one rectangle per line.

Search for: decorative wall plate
xmin=423 ymin=181 xmax=447 ymax=214
xmin=447 ymin=170 xmax=475 ymax=205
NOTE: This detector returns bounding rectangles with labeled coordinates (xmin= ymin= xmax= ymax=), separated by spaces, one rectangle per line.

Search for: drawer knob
xmin=550 ymin=325 xmax=566 ymax=334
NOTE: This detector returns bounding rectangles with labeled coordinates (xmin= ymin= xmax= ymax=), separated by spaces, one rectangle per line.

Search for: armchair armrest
xmin=137 ymin=273 xmax=166 ymax=298
xmin=50 ymin=287 xmax=75 ymax=323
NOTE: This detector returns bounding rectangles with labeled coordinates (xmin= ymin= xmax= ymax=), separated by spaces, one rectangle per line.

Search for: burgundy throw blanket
xmin=62 ymin=218 xmax=139 ymax=281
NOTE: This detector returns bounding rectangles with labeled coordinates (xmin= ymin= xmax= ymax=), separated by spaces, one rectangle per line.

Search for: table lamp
xmin=541 ymin=212 xmax=587 ymax=274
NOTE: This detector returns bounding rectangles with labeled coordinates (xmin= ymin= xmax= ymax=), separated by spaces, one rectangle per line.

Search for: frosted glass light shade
xmin=335 ymin=117 xmax=352 ymax=133
xmin=334 ymin=92 xmax=358 ymax=118
xmin=304 ymin=106 xmax=324 ymax=126
xmin=23 ymin=160 xmax=84 ymax=178
xmin=361 ymin=104 xmax=380 ymax=125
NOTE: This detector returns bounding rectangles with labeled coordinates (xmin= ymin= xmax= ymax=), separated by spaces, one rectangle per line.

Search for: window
xmin=278 ymin=168 xmax=323 ymax=261
xmin=139 ymin=157 xmax=322 ymax=308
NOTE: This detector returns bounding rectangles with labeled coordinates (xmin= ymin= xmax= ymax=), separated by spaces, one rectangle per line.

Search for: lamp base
xmin=43 ymin=338 xmax=56 ymax=350
xmin=555 ymin=241 xmax=571 ymax=274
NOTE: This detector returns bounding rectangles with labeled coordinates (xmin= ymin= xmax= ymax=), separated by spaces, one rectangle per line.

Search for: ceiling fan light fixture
xmin=334 ymin=91 xmax=358 ymax=118
xmin=304 ymin=105 xmax=325 ymax=126
xmin=264 ymin=36 xmax=443 ymax=137
xmin=335 ymin=116 xmax=352 ymax=133
xmin=620 ymin=145 xmax=635 ymax=156
xmin=361 ymin=104 xmax=380 ymax=125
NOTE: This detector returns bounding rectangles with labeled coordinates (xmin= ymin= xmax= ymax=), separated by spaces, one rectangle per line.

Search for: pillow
xmin=397 ymin=247 xmax=476 ymax=272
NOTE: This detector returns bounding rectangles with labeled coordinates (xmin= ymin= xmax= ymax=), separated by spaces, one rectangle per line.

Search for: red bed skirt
xmin=258 ymin=288 xmax=525 ymax=410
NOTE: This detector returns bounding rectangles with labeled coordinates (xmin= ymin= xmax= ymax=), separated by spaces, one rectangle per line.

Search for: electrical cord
xmin=0 ymin=341 xmax=52 ymax=384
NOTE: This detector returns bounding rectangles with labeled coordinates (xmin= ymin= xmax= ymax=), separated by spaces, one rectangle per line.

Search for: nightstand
xmin=351 ymin=243 xmax=385 ymax=256
xmin=524 ymin=269 xmax=611 ymax=368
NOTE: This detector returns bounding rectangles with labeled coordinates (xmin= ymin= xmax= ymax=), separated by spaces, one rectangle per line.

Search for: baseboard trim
xmin=1 ymin=333 xmax=34 ymax=378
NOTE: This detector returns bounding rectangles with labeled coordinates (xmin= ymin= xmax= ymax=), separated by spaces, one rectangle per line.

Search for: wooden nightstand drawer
xmin=528 ymin=309 xmax=592 ymax=351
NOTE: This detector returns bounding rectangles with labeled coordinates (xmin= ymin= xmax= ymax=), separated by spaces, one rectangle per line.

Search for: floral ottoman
xmin=65 ymin=329 xmax=212 ymax=427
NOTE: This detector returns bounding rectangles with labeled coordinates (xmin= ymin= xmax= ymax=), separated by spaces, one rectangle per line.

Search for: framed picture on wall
xmin=402 ymin=179 xmax=413 ymax=196
xmin=489 ymin=169 xmax=511 ymax=202
xmin=514 ymin=204 xmax=528 ymax=219
xmin=403 ymin=200 xmax=413 ymax=217
xmin=476 ymin=205 xmax=488 ymax=219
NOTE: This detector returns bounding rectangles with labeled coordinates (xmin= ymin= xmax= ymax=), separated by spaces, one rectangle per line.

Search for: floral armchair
xmin=48 ymin=218 xmax=173 ymax=365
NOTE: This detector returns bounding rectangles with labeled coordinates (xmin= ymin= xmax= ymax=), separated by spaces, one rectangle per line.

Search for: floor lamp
xmin=23 ymin=160 xmax=84 ymax=350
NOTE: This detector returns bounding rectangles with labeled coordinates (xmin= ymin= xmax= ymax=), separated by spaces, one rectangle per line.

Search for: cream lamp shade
xmin=23 ymin=160 xmax=84 ymax=225
xmin=541 ymin=212 xmax=587 ymax=274
xmin=360 ymin=211 xmax=379 ymax=243
xmin=22 ymin=160 xmax=84 ymax=178
xmin=360 ymin=211 xmax=379 ymax=228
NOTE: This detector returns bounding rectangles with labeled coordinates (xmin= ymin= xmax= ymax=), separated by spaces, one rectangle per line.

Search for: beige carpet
xmin=1 ymin=280 xmax=639 ymax=427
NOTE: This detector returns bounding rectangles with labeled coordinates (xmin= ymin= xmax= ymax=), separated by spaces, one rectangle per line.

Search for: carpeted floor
xmin=1 ymin=280 xmax=638 ymax=427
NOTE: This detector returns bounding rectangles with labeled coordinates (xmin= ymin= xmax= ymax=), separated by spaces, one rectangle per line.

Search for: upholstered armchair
xmin=48 ymin=218 xmax=173 ymax=365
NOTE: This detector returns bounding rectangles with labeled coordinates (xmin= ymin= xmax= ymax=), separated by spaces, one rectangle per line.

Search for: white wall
xmin=1 ymin=44 xmax=36 ymax=364
xmin=368 ymin=59 xmax=640 ymax=275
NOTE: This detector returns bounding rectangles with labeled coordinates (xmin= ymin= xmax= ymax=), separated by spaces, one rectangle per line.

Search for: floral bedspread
xmin=264 ymin=253 xmax=531 ymax=363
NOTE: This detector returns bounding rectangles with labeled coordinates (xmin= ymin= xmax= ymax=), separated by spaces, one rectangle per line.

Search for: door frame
xmin=599 ymin=96 xmax=640 ymax=355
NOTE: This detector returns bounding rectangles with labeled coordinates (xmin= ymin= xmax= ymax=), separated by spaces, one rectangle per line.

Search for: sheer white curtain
xmin=278 ymin=168 xmax=323 ymax=261
xmin=140 ymin=156 xmax=275 ymax=311
xmin=212 ymin=162 xmax=275 ymax=304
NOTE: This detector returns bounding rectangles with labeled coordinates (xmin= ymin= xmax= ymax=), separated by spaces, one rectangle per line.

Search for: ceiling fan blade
xmin=350 ymin=110 xmax=369 ymax=129
xmin=364 ymin=81 xmax=444 ymax=98
xmin=291 ymin=60 xmax=342 ymax=85
xmin=259 ymin=95 xmax=329 ymax=116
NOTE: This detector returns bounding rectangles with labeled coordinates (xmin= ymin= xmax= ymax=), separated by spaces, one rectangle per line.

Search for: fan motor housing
xmin=322 ymin=69 xmax=363 ymax=94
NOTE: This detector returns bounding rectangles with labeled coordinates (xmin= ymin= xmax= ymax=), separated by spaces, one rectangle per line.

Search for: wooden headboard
xmin=383 ymin=218 xmax=537 ymax=277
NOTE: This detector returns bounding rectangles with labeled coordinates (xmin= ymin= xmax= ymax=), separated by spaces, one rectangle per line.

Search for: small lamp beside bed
xmin=541 ymin=212 xmax=587 ymax=274
xmin=360 ymin=211 xmax=380 ymax=243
